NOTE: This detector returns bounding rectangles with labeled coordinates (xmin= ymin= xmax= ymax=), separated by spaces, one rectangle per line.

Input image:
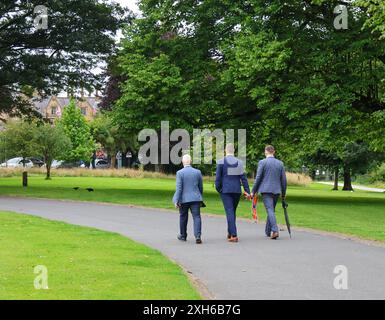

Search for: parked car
xmin=0 ymin=157 xmax=34 ymax=168
xmin=51 ymin=160 xmax=64 ymax=169
xmin=94 ymin=158 xmax=110 ymax=169
xmin=27 ymin=157 xmax=45 ymax=167
xmin=55 ymin=160 xmax=84 ymax=169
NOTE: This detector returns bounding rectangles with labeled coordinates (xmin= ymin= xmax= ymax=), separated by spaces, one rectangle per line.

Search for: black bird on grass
xmin=73 ymin=187 xmax=80 ymax=190
xmin=86 ymin=188 xmax=94 ymax=192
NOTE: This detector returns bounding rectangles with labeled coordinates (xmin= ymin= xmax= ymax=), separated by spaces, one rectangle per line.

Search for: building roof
xmin=32 ymin=96 xmax=100 ymax=114
xmin=32 ymin=97 xmax=51 ymax=114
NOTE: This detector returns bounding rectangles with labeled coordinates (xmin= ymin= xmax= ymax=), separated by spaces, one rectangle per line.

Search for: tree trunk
xmin=46 ymin=164 xmax=51 ymax=180
xmin=22 ymin=171 xmax=28 ymax=187
xmin=22 ymin=157 xmax=27 ymax=187
xmin=342 ymin=165 xmax=354 ymax=191
xmin=110 ymin=155 xmax=116 ymax=169
xmin=332 ymin=167 xmax=339 ymax=190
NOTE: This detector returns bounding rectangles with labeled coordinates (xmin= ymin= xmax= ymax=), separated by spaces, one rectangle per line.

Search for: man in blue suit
xmin=215 ymin=144 xmax=250 ymax=242
xmin=173 ymin=154 xmax=204 ymax=244
xmin=251 ymin=145 xmax=287 ymax=240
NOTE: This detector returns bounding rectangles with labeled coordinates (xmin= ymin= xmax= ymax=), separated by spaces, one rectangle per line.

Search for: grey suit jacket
xmin=251 ymin=157 xmax=287 ymax=196
xmin=172 ymin=166 xmax=203 ymax=204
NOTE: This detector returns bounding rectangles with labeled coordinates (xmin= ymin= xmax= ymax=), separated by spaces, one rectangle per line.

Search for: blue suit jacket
xmin=251 ymin=157 xmax=287 ymax=196
xmin=215 ymin=155 xmax=250 ymax=194
xmin=172 ymin=166 xmax=203 ymax=204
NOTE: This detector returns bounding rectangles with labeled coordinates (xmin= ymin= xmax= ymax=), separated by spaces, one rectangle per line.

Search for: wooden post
xmin=22 ymin=171 xmax=28 ymax=187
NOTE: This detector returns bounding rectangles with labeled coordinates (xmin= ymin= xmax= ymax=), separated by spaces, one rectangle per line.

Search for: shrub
xmin=370 ymin=163 xmax=385 ymax=183
xmin=286 ymin=172 xmax=312 ymax=186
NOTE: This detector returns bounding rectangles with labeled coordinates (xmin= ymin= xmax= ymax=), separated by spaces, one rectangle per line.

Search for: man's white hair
xmin=182 ymin=154 xmax=192 ymax=165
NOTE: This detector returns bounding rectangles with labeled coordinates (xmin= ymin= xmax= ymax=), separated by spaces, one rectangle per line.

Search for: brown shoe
xmin=271 ymin=232 xmax=279 ymax=240
xmin=227 ymin=234 xmax=231 ymax=240
xmin=228 ymin=236 xmax=239 ymax=243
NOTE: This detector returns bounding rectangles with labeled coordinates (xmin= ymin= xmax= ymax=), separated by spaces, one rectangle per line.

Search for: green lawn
xmin=0 ymin=175 xmax=385 ymax=242
xmin=0 ymin=211 xmax=200 ymax=300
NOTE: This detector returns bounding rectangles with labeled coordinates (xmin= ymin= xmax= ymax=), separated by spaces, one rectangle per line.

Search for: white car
xmin=0 ymin=157 xmax=34 ymax=168
xmin=51 ymin=160 xmax=64 ymax=168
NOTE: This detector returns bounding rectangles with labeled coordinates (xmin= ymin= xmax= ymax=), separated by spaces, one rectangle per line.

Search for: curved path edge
xmin=0 ymin=196 xmax=384 ymax=300
xmin=2 ymin=195 xmax=384 ymax=249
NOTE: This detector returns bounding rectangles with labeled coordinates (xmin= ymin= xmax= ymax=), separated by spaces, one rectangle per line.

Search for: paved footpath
xmin=318 ymin=182 xmax=385 ymax=193
xmin=1 ymin=197 xmax=384 ymax=300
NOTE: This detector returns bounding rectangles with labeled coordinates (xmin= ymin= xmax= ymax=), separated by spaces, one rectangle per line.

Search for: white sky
xmin=114 ymin=0 xmax=141 ymax=14
xmin=112 ymin=0 xmax=142 ymax=41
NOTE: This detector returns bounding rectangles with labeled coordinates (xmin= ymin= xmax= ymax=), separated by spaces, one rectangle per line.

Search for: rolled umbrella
xmin=282 ymin=200 xmax=292 ymax=238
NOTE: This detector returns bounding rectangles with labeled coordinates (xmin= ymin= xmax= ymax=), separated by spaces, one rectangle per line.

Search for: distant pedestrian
xmin=91 ymin=151 xmax=96 ymax=169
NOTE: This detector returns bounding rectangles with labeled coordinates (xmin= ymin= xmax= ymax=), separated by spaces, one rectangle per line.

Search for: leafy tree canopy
xmin=111 ymin=0 xmax=385 ymax=181
xmin=0 ymin=0 xmax=131 ymax=118
xmin=34 ymin=123 xmax=72 ymax=179
xmin=56 ymin=99 xmax=95 ymax=162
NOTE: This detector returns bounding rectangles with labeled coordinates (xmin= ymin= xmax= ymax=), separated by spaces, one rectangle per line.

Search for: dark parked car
xmin=27 ymin=157 xmax=45 ymax=167
xmin=95 ymin=159 xmax=110 ymax=169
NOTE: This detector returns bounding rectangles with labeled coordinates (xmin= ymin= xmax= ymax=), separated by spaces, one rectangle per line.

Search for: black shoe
xmin=196 ymin=238 xmax=202 ymax=244
xmin=177 ymin=235 xmax=187 ymax=241
xmin=227 ymin=234 xmax=231 ymax=240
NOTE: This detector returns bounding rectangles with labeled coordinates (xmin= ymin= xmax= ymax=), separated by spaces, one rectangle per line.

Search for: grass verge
xmin=0 ymin=211 xmax=201 ymax=300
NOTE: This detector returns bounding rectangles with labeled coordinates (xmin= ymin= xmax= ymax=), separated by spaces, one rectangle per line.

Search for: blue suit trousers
xmin=179 ymin=201 xmax=202 ymax=239
xmin=262 ymin=193 xmax=280 ymax=235
xmin=220 ymin=193 xmax=241 ymax=237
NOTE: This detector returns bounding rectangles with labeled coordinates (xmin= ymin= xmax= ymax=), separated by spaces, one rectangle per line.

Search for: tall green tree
xmin=0 ymin=120 xmax=38 ymax=186
xmin=221 ymin=0 xmax=385 ymax=188
xmin=112 ymin=0 xmax=260 ymax=173
xmin=57 ymin=99 xmax=95 ymax=162
xmin=112 ymin=0 xmax=385 ymax=182
xmin=0 ymin=0 xmax=131 ymax=118
xmin=34 ymin=124 xmax=71 ymax=179
xmin=91 ymin=112 xmax=137 ymax=168
xmin=0 ymin=120 xmax=37 ymax=164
